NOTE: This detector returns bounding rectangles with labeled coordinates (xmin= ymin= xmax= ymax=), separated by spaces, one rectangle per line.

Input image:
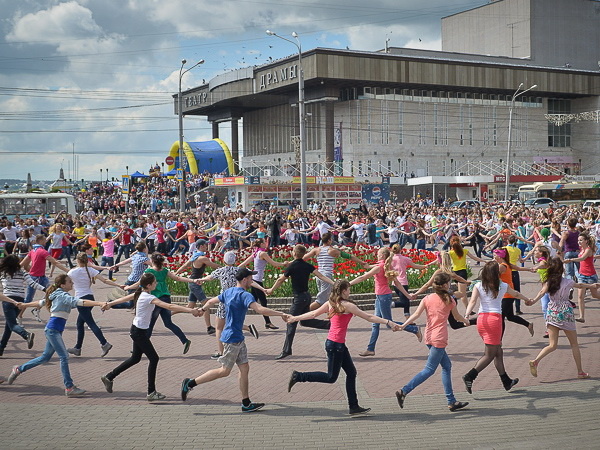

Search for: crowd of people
xmin=1 ymin=193 xmax=599 ymax=414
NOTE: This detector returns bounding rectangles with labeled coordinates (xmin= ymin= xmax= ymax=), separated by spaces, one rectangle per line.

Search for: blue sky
xmin=0 ymin=0 xmax=485 ymax=182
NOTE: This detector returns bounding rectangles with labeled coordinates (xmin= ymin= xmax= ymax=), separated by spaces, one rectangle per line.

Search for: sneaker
xmin=183 ymin=340 xmax=191 ymax=355
xmin=504 ymin=378 xmax=519 ymax=391
xmin=529 ymin=360 xmax=538 ymax=378
xmin=7 ymin=365 xmax=21 ymax=385
xmin=288 ymin=370 xmax=299 ymax=393
xmin=207 ymin=326 xmax=216 ymax=335
xmin=26 ymin=332 xmax=35 ymax=349
xmin=31 ymin=309 xmax=42 ymax=322
xmin=462 ymin=375 xmax=473 ymax=394
xmin=100 ymin=375 xmax=113 ymax=393
xmin=241 ymin=402 xmax=265 ymax=412
xmin=67 ymin=347 xmax=81 ymax=356
xmin=65 ymin=386 xmax=86 ymax=397
xmin=515 ymin=310 xmax=523 ymax=315
xmin=0 ymin=347 xmax=3 ymax=357
xmin=109 ymin=278 xmax=117 ymax=282
xmin=415 ymin=327 xmax=423 ymax=343
xmin=147 ymin=391 xmax=166 ymax=402
xmin=395 ymin=390 xmax=406 ymax=409
xmin=181 ymin=378 xmax=193 ymax=401
xmin=100 ymin=342 xmax=113 ymax=358
xmin=210 ymin=352 xmax=222 ymax=360
xmin=358 ymin=350 xmax=375 ymax=357
xmin=248 ymin=324 xmax=259 ymax=339
xmin=349 ymin=406 xmax=371 ymax=415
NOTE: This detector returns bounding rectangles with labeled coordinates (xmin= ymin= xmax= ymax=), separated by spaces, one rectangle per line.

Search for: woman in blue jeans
xmin=396 ymin=272 xmax=470 ymax=412
xmin=287 ymin=279 xmax=402 ymax=415
xmin=66 ymin=253 xmax=122 ymax=357
xmin=349 ymin=247 xmax=421 ymax=357
xmin=7 ymin=274 xmax=106 ymax=397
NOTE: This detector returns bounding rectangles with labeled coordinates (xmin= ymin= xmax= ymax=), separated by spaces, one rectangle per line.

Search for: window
xmin=548 ymin=99 xmax=571 ymax=148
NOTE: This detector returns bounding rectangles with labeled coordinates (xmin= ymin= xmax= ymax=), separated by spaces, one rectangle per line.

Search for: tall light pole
xmin=178 ymin=58 xmax=205 ymax=212
xmin=266 ymin=30 xmax=307 ymax=210
xmin=505 ymin=83 xmax=537 ymax=201
xmin=125 ymin=165 xmax=129 ymax=213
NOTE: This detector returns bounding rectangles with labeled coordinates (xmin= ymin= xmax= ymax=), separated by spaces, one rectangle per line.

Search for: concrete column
xmin=212 ymin=122 xmax=219 ymax=139
xmin=231 ymin=119 xmax=239 ymax=175
xmin=324 ymin=102 xmax=335 ymax=174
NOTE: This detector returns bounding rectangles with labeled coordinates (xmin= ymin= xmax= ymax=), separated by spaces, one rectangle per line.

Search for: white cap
xmin=223 ymin=251 xmax=237 ymax=265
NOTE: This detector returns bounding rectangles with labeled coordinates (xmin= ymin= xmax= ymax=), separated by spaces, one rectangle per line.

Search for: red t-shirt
xmin=121 ymin=228 xmax=134 ymax=245
xmin=29 ymin=247 xmax=50 ymax=277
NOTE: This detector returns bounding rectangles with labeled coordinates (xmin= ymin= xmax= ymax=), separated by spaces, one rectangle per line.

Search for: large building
xmin=176 ymin=0 xmax=600 ymax=201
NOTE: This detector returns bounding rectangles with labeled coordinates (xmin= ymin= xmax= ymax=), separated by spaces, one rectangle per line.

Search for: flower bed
xmin=165 ymin=245 xmax=439 ymax=298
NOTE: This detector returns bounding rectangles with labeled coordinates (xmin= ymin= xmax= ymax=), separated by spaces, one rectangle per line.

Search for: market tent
xmin=163 ymin=169 xmax=177 ymax=176
xmin=130 ymin=171 xmax=149 ymax=178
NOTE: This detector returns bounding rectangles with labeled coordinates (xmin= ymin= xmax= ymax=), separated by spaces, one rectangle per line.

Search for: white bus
xmin=0 ymin=193 xmax=77 ymax=219
xmin=518 ymin=182 xmax=600 ymax=205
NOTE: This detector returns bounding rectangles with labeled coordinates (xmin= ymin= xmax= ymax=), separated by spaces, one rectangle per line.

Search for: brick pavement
xmin=1 ymin=267 xmax=599 ymax=449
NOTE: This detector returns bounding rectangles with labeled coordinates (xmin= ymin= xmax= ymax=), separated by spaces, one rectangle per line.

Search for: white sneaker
xmin=100 ymin=342 xmax=113 ymax=357
xmin=31 ymin=309 xmax=42 ymax=323
xmin=65 ymin=386 xmax=86 ymax=397
xmin=67 ymin=347 xmax=81 ymax=356
xmin=147 ymin=391 xmax=166 ymax=401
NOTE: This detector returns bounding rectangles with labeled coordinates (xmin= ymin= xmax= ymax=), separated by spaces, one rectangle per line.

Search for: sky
xmin=0 ymin=0 xmax=486 ymax=182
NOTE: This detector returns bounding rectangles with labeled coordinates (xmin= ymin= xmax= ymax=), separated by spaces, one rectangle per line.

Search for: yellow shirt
xmin=505 ymin=245 xmax=521 ymax=270
xmin=449 ymin=248 xmax=469 ymax=271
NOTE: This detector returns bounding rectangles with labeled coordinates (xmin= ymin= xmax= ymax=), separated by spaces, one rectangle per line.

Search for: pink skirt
xmin=477 ymin=312 xmax=503 ymax=345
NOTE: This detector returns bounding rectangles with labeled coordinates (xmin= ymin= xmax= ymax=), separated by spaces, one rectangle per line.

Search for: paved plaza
xmin=1 ymin=269 xmax=599 ymax=449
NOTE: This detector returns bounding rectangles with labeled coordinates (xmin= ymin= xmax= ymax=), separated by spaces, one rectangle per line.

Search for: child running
xmin=6 ymin=274 xmax=106 ymax=397
xmin=100 ymin=272 xmax=201 ymax=401
xmin=526 ymin=257 xmax=593 ymax=379
xmin=287 ymin=279 xmax=400 ymax=415
xmin=395 ymin=272 xmax=470 ymax=412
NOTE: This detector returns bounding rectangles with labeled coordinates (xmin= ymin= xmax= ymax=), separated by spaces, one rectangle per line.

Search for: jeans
xmin=107 ymin=325 xmax=158 ymax=394
xmin=282 ymin=291 xmax=330 ymax=354
xmin=148 ymin=295 xmax=188 ymax=344
xmin=564 ymin=251 xmax=580 ymax=281
xmin=367 ymin=293 xmax=418 ymax=351
xmin=101 ymin=256 xmax=114 ymax=279
xmin=25 ymin=275 xmax=50 ymax=303
xmin=1 ymin=298 xmax=29 ymax=349
xmin=393 ymin=285 xmax=411 ymax=316
xmin=402 ymin=345 xmax=456 ymax=405
xmin=74 ymin=295 xmax=107 ymax=349
xmin=297 ymin=339 xmax=358 ymax=409
xmin=250 ymin=281 xmax=272 ymax=325
xmin=541 ymin=293 xmax=550 ymax=319
xmin=115 ymin=243 xmax=133 ymax=264
xmin=20 ymin=328 xmax=74 ymax=388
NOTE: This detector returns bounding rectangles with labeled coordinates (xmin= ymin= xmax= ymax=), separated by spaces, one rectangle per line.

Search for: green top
xmin=145 ymin=268 xmax=170 ymax=298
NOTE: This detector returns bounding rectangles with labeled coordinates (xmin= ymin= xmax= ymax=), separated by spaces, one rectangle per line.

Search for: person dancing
xmin=527 ymin=257 xmax=593 ymax=379
xmin=396 ymin=272 xmax=470 ymax=412
xmin=462 ymin=261 xmax=530 ymax=394
xmin=287 ymin=279 xmax=398 ymax=415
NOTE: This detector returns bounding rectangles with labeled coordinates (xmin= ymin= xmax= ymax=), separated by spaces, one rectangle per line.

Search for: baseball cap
xmin=223 ymin=251 xmax=237 ymax=265
xmin=235 ymin=267 xmax=257 ymax=281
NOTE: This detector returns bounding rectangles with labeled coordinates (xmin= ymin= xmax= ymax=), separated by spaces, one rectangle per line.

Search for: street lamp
xmin=178 ymin=58 xmax=205 ymax=212
xmin=100 ymin=169 xmax=102 ymax=184
xmin=266 ymin=30 xmax=307 ymax=209
xmin=505 ymin=83 xmax=537 ymax=201
xmin=106 ymin=168 xmax=109 ymax=186
xmin=125 ymin=165 xmax=129 ymax=213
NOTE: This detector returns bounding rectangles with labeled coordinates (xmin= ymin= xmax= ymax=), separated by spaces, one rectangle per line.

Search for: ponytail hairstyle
xmin=579 ymin=232 xmax=597 ymax=253
xmin=327 ymin=279 xmax=353 ymax=318
xmin=76 ymin=252 xmax=95 ymax=284
xmin=379 ymin=247 xmax=397 ymax=283
xmin=432 ymin=272 xmax=453 ymax=305
xmin=0 ymin=254 xmax=21 ymax=278
xmin=133 ymin=272 xmax=156 ymax=308
xmin=45 ymin=274 xmax=70 ymax=311
xmin=438 ymin=251 xmax=453 ymax=274
xmin=135 ymin=241 xmax=147 ymax=253
xmin=150 ymin=252 xmax=165 ymax=270
xmin=450 ymin=236 xmax=464 ymax=258
xmin=480 ymin=261 xmax=500 ymax=298
xmin=493 ymin=247 xmax=511 ymax=267
xmin=391 ymin=243 xmax=402 ymax=255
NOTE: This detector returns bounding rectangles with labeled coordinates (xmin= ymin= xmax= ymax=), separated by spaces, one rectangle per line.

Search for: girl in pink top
xmin=350 ymin=247 xmax=421 ymax=356
xmin=286 ymin=279 xmax=401 ymax=416
xmin=396 ymin=272 xmax=470 ymax=412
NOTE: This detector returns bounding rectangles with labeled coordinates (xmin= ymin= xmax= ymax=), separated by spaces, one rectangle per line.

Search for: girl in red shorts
xmin=462 ymin=261 xmax=530 ymax=394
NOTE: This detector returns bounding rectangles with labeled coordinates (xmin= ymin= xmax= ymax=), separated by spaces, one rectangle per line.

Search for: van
xmin=583 ymin=200 xmax=600 ymax=208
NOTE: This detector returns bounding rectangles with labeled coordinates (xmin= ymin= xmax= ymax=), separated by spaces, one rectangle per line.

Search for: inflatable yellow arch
xmin=167 ymin=138 xmax=235 ymax=175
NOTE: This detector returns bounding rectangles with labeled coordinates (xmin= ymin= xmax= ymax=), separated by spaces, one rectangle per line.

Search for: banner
xmin=122 ymin=175 xmax=130 ymax=195
xmin=333 ymin=125 xmax=343 ymax=162
xmin=292 ymin=176 xmax=355 ymax=184
xmin=361 ymin=184 xmax=390 ymax=204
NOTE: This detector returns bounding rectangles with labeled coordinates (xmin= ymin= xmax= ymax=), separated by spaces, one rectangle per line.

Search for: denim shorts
xmin=578 ymin=274 xmax=598 ymax=284
xmin=188 ymin=283 xmax=207 ymax=303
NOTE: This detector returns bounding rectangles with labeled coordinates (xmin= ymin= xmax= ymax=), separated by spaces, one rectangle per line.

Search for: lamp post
xmin=505 ymin=83 xmax=537 ymax=201
xmin=100 ymin=169 xmax=102 ymax=185
xmin=266 ymin=30 xmax=307 ymax=210
xmin=178 ymin=58 xmax=205 ymax=212
xmin=106 ymin=168 xmax=109 ymax=186
xmin=125 ymin=165 xmax=129 ymax=213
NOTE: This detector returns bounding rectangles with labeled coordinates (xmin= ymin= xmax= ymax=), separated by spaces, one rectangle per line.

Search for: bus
xmin=0 ymin=193 xmax=77 ymax=219
xmin=518 ymin=182 xmax=600 ymax=205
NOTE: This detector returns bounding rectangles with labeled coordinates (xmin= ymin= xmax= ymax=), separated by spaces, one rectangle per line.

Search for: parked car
xmin=449 ymin=199 xmax=483 ymax=209
xmin=523 ymin=198 xmax=557 ymax=209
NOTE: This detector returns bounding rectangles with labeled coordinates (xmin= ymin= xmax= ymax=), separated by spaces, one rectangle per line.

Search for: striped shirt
xmin=1 ymin=270 xmax=45 ymax=298
xmin=317 ymin=246 xmax=335 ymax=276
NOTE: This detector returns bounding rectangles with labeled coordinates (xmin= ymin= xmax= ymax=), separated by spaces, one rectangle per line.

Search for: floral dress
xmin=546 ymin=278 xmax=576 ymax=331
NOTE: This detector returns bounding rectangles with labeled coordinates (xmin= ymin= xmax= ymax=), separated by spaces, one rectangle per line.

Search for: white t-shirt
xmin=68 ymin=267 xmax=99 ymax=298
xmin=475 ymin=281 xmax=508 ymax=314
xmin=133 ymin=291 xmax=156 ymax=329
xmin=49 ymin=232 xmax=65 ymax=249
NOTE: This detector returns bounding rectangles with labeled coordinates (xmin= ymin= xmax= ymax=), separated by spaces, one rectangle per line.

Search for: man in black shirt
xmin=266 ymin=244 xmax=334 ymax=360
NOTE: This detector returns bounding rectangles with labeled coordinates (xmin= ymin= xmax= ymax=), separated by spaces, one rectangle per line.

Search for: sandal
xmin=448 ymin=401 xmax=469 ymax=412
xmin=576 ymin=318 xmax=585 ymax=323
xmin=529 ymin=360 xmax=538 ymax=378
xmin=578 ymin=372 xmax=590 ymax=379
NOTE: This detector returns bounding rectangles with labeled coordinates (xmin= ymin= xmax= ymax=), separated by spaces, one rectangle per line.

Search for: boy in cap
xmin=181 ymin=267 xmax=289 ymax=412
